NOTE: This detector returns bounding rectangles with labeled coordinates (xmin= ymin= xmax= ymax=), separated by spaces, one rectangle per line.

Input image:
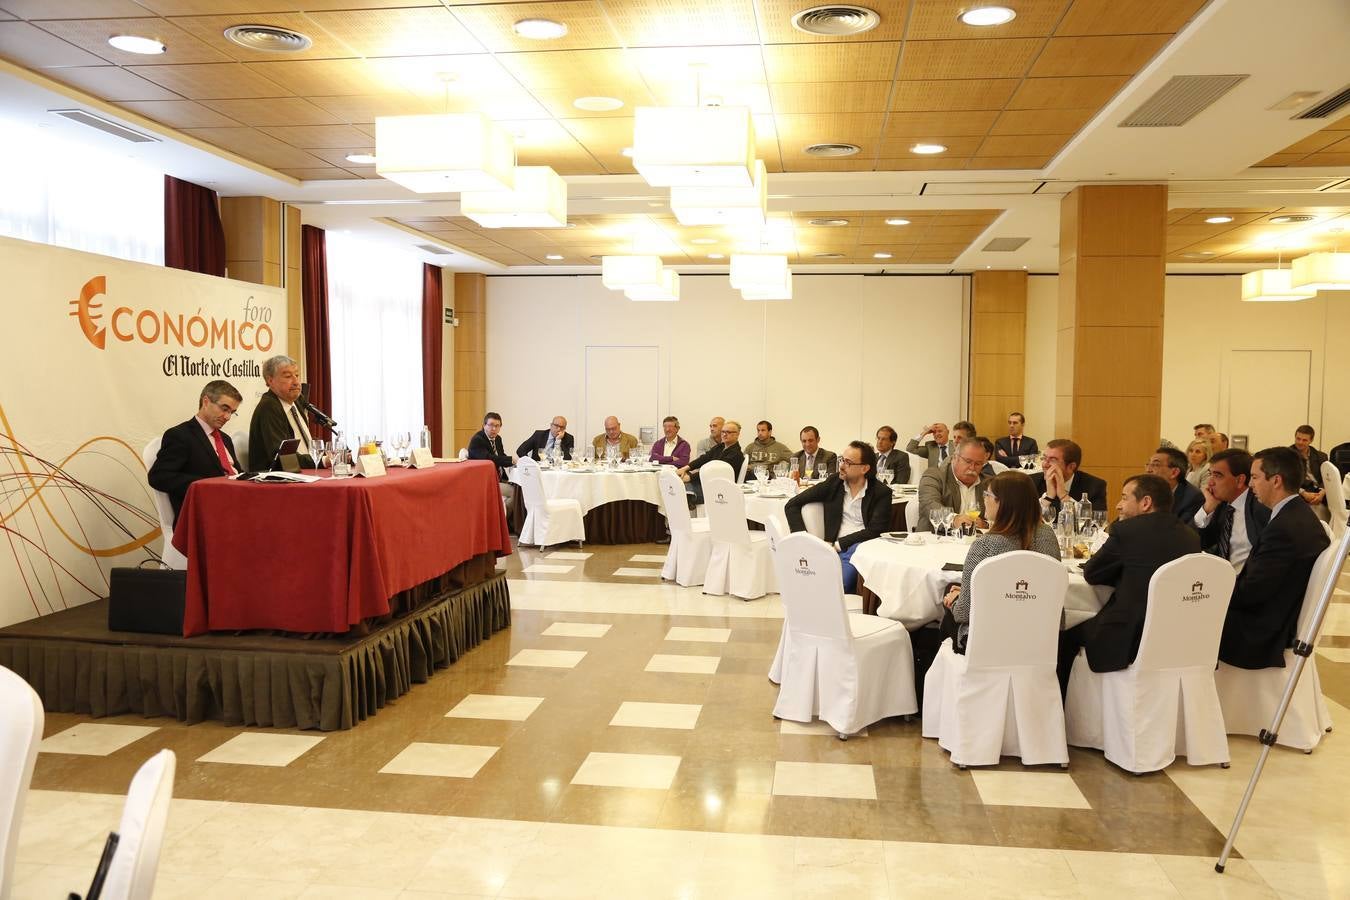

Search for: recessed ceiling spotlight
xmin=809 ymin=218 xmax=850 ymax=226
xmin=691 ymin=237 xmax=717 ymax=245
xmin=345 ymin=152 xmax=376 ymax=165
xmin=108 ymin=34 xmax=166 ymax=54
xmin=1269 ymin=214 xmax=1315 ymax=224
xmin=573 ymin=96 xmax=624 ymax=112
xmin=1204 ymin=215 xmax=1234 ymax=224
xmin=545 ymin=254 xmax=564 ymax=260
xmin=620 ymin=147 xmax=634 ymax=157
xmin=791 ymin=5 xmax=881 ymax=36
xmin=223 ymin=24 xmax=313 ymax=53
xmin=873 ymin=252 xmax=893 ymax=259
xmin=910 ymin=143 xmax=947 ymax=155
xmin=885 ymin=217 xmax=910 ymax=226
xmin=814 ymin=252 xmax=845 ymax=259
xmin=512 ymin=18 xmax=568 ymax=40
xmin=708 ymin=253 xmax=725 ymax=259
xmin=958 ymin=6 xmax=1017 ymax=27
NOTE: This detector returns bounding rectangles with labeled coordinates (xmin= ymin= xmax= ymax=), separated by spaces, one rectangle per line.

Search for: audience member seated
xmin=1186 ymin=438 xmax=1212 ymax=489
xmin=592 ymin=416 xmax=638 ymax=460
xmin=993 ymin=411 xmax=1039 ymax=461
xmin=916 ymin=437 xmax=990 ymax=531
xmin=1213 ymin=432 xmax=1230 ymax=452
xmin=1194 ymin=449 xmax=1269 ymax=574
xmin=649 ymin=416 xmax=691 ymax=467
xmin=941 ymin=470 xmax=1059 ymax=653
xmin=1056 ymin=474 xmax=1199 ymax=691
xmin=746 ymin=420 xmax=792 ymax=469
xmin=148 ymin=380 xmax=244 ymax=525
xmin=1194 ymin=423 xmax=1216 ymax=446
xmin=1219 ymin=446 xmax=1330 ymax=669
xmin=1031 ymin=439 xmax=1108 ymax=516
xmin=468 ymin=411 xmax=515 ymax=500
xmin=791 ymin=425 xmax=837 ymax=480
xmin=907 ymin=422 xmax=953 ymax=467
xmin=1146 ymin=446 xmax=1204 ymax=524
xmin=1292 ymin=424 xmax=1329 ymax=522
xmin=517 ymin=415 xmax=573 ymax=461
xmin=873 ymin=426 xmax=910 ymax=484
xmin=784 ymin=441 xmax=889 ymax=593
xmin=696 ymin=416 xmax=724 ymax=455
xmin=248 ymin=354 xmax=315 ymax=469
xmin=678 ymin=420 xmax=744 ymax=503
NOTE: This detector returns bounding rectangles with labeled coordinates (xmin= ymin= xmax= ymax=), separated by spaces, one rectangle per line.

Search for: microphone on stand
xmin=298 ymin=383 xmax=338 ymax=429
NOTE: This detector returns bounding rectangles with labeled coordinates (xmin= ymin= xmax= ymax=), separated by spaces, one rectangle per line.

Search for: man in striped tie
xmin=248 ymin=354 xmax=315 ymax=469
xmin=149 ymin=380 xmax=244 ymax=525
xmin=1194 ymin=449 xmax=1270 ymax=574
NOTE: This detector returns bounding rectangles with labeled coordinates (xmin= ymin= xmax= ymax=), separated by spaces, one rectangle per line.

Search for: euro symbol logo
xmin=69 ymin=275 xmax=107 ymax=349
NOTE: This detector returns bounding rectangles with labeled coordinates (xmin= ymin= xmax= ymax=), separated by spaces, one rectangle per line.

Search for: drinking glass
xmin=928 ymin=507 xmax=944 ymax=534
xmin=878 ymin=468 xmax=893 ymax=486
xmin=311 ymin=439 xmax=326 ymax=468
xmin=941 ymin=509 xmax=956 ymax=539
xmin=774 ymin=460 xmax=788 ymax=479
xmin=332 ymin=440 xmax=350 ymax=478
xmin=789 ymin=458 xmax=800 ymax=480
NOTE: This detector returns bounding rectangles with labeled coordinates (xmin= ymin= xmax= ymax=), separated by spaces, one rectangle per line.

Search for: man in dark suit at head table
xmin=1193 ymin=448 xmax=1270 ymax=575
xmin=518 ymin=415 xmax=574 ymax=462
xmin=247 ymin=354 xmax=315 ymax=470
xmin=1219 ymin=446 xmax=1331 ymax=670
xmin=148 ymin=380 xmax=244 ymax=525
xmin=993 ymin=411 xmax=1039 ymax=463
xmin=1031 ymin=438 xmax=1108 ymax=516
xmin=1146 ymin=445 xmax=1204 ymax=526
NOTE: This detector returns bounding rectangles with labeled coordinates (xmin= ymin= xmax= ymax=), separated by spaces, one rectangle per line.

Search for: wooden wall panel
xmin=969 ymin=270 xmax=1027 ymax=442
xmin=453 ymin=273 xmax=487 ymax=454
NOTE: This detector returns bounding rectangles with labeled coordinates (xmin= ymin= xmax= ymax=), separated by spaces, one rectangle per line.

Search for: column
xmin=969 ymin=270 xmax=1027 ymax=436
xmin=452 ymin=273 xmax=486 ymax=455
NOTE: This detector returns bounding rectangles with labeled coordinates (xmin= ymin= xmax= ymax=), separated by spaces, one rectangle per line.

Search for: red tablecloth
xmin=172 ymin=462 xmax=512 ymax=636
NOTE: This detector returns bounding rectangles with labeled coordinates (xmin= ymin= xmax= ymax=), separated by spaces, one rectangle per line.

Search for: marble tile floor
xmin=13 ymin=540 xmax=1350 ymax=898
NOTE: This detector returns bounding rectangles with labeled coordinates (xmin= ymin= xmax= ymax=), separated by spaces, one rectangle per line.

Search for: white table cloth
xmin=851 ymin=534 xmax=1111 ymax=629
xmin=509 ymin=465 xmax=665 ymax=515
xmin=744 ymin=484 xmax=913 ymax=526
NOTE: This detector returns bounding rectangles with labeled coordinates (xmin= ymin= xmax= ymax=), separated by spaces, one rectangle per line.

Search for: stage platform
xmin=0 ymin=560 xmax=510 ymax=732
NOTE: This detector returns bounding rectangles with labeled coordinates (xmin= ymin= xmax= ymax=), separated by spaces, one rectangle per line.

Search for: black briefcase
xmin=108 ymin=562 xmax=185 ymax=635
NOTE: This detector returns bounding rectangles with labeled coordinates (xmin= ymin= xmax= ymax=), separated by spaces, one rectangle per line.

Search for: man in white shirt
xmin=784 ymin=441 xmax=891 ymax=593
xmin=696 ymin=416 xmax=725 ymax=455
xmin=907 ymin=421 xmax=952 ymax=467
xmin=915 ymin=438 xmax=990 ymax=531
xmin=1195 ymin=449 xmax=1270 ymax=574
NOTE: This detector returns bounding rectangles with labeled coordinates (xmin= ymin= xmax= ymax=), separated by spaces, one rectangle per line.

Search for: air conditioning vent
xmin=813 ymin=252 xmax=845 ymax=259
xmin=416 ymin=244 xmax=454 ymax=255
xmin=808 ymin=218 xmax=850 ymax=226
xmin=223 ymin=24 xmax=313 ymax=53
xmin=49 ymin=109 xmax=159 ymax=143
xmin=982 ymin=237 xmax=1030 ymax=252
xmin=1119 ymin=74 xmax=1248 ymax=127
xmin=804 ymin=142 xmax=861 ymax=157
xmin=790 ymin=5 xmax=880 ymax=36
xmin=1294 ymin=83 xmax=1350 ymax=119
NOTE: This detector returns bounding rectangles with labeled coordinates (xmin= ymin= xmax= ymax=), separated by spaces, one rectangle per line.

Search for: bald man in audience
xmin=592 ymin=416 xmax=638 ymax=460
xmin=679 ymin=420 xmax=744 ymax=503
xmin=696 ymin=416 xmax=725 ymax=455
xmin=908 ymin=422 xmax=954 ymax=467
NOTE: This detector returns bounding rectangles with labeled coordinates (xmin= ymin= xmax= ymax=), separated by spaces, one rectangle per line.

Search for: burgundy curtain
xmin=163 ymin=175 xmax=225 ymax=276
xmin=301 ymin=225 xmax=332 ymax=440
xmin=421 ymin=263 xmax=444 ymax=456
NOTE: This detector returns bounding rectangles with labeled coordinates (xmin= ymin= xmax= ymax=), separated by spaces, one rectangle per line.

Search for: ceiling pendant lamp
xmin=1240 ymin=267 xmax=1316 ymax=302
xmin=461 ymin=166 xmax=567 ymax=228
xmin=375 ymin=112 xmax=515 ymax=193
xmin=742 ymin=271 xmax=792 ymax=301
xmin=632 ymin=105 xmax=757 ymax=188
xmin=624 ymin=268 xmax=680 ymax=302
xmin=729 ymin=253 xmax=789 ymax=292
xmin=670 ymin=159 xmax=767 ymax=227
xmin=1289 ymin=251 xmax=1350 ymax=292
xmin=601 ymin=255 xmax=664 ymax=291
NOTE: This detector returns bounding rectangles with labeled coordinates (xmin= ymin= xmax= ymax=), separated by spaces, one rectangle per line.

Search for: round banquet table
xmin=508 ymin=464 xmax=667 ymax=544
xmin=850 ymin=534 xmax=1111 ymax=630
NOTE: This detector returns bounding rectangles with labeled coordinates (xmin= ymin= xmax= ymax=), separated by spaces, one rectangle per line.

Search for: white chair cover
xmin=457 ymin=447 xmax=469 ymax=461
xmin=1214 ymin=535 xmax=1343 ymax=751
xmin=141 ymin=438 xmax=188 ymax=571
xmin=658 ymin=469 xmax=711 ymax=586
xmin=102 ymin=748 xmax=176 ymax=900
xmin=702 ymin=478 xmax=774 ymax=599
xmin=736 ymin=455 xmax=750 ymax=484
xmin=905 ymin=500 xmax=921 ymax=531
xmin=771 ymin=533 xmax=916 ymax=734
xmin=906 ymin=452 xmax=928 ymax=485
xmin=766 ymin=521 xmax=861 ymax=684
xmin=698 ymin=459 xmax=734 ymax=488
xmin=1066 ymin=554 xmax=1236 ymax=773
xmin=516 ymin=458 xmax=586 ymax=550
xmin=229 ymin=429 xmax=249 ymax=472
xmin=988 ymin=460 xmax=1008 ymax=474
xmin=922 ymin=552 xmax=1069 ymax=767
xmin=799 ymin=501 xmax=827 ymax=539
xmin=1 ymin=666 xmax=42 ymax=900
xmin=1322 ymin=460 xmax=1347 ymax=538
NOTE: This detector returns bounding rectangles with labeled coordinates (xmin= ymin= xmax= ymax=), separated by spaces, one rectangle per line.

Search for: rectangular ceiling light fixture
xmin=375 ymin=113 xmax=515 ymax=194
xmin=1240 ymin=268 xmax=1315 ymax=302
xmin=461 ymin=166 xmax=567 ymax=228
xmin=601 ymin=254 xmax=664 ymax=290
xmin=729 ymin=253 xmax=789 ymax=292
xmin=742 ymin=271 xmax=792 ymax=301
xmin=633 ymin=106 xmax=756 ymax=188
xmin=670 ymin=159 xmax=767 ymax=227
xmin=624 ymin=267 xmax=680 ymax=301
xmin=1290 ymin=251 xmax=1350 ymax=291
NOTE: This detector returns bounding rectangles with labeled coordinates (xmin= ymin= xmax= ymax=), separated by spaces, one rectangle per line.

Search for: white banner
xmin=0 ymin=235 xmax=287 ymax=627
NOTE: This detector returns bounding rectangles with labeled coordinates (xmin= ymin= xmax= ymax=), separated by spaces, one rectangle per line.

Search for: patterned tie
xmin=211 ymin=429 xmax=235 ymax=476
xmin=1216 ymin=504 xmax=1234 ymax=561
xmin=289 ymin=405 xmax=310 ymax=452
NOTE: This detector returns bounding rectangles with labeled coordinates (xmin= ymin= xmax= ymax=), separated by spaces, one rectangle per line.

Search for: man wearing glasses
xmin=148 ymin=380 xmax=244 ymax=525
xmin=1031 ymin=439 xmax=1108 ymax=516
xmin=915 ymin=438 xmax=991 ymax=532
xmin=517 ymin=416 xmax=573 ymax=462
xmin=785 ymin=441 xmax=891 ymax=592
xmin=678 ymin=420 xmax=744 ymax=504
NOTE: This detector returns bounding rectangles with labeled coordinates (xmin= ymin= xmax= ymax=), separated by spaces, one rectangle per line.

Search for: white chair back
xmin=906 ymin=452 xmax=927 ymax=485
xmin=1134 ymin=554 xmax=1236 ymax=671
xmin=1321 ymin=460 xmax=1347 ymax=537
xmin=515 ymin=457 xmax=548 ymax=524
xmin=774 ymin=532 xmax=851 ymax=641
xmin=698 ymin=460 xmax=734 ymax=488
xmin=800 ymin=501 xmax=827 ymax=539
xmin=1296 ymin=537 xmax=1347 ymax=639
xmin=765 ymin=513 xmax=789 ymax=551
xmin=988 ymin=459 xmax=1008 ymax=474
xmin=736 ymin=454 xmax=750 ymax=483
xmin=659 ymin=469 xmax=695 ymax=536
xmin=1 ymin=666 xmax=42 ymax=900
xmin=963 ymin=552 xmax=1068 ymax=669
xmin=904 ymin=500 xmax=921 ymax=531
xmin=103 ymin=749 xmax=176 ymax=900
xmin=703 ymin=478 xmax=751 ymax=547
xmin=141 ymin=438 xmax=176 ymax=545
xmin=229 ymin=429 xmax=248 ymax=472
xmin=457 ymin=447 xmax=469 ymax=461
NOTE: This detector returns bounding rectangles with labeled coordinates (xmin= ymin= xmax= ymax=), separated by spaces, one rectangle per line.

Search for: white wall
xmin=485 ymin=274 xmax=968 ymax=454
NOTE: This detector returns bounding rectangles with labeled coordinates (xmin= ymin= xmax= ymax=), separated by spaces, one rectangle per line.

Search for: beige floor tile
xmin=645 ymin=653 xmax=720 ymax=674
xmin=773 ymin=761 xmax=877 ymax=800
xmin=629 ymin=554 xmax=670 ymax=563
xmin=379 ymin=743 xmax=499 ymax=778
xmin=970 ymin=770 xmax=1092 ymax=809
xmin=506 ymin=648 xmax=587 ymax=668
xmin=780 ymin=719 xmax=867 ymax=737
xmin=570 ymin=751 xmax=682 ymax=790
xmin=1316 ymin=648 xmax=1350 ymax=663
xmin=297 ymin=886 xmax=401 ymax=899
xmin=665 ymin=625 xmax=732 ymax=642
xmin=1153 ymin=854 xmax=1277 ymax=898
xmin=609 ymin=701 xmax=703 ymax=730
xmin=522 ymin=563 xmax=575 ymax=574
xmin=38 ymin=723 xmax=158 ymax=756
xmin=1247 ymin=859 xmax=1350 ymax=900
xmin=199 ymin=879 xmax=309 ymax=899
xmin=541 ymin=622 xmax=612 ymax=638
xmin=544 ymin=551 xmax=592 ymax=560
xmin=445 ymin=694 xmax=544 ymax=721
xmin=612 ymin=567 xmax=662 ymax=577
xmin=197 ymin=733 xmax=324 ymax=767
xmin=1062 ymin=850 xmax=1181 ymax=895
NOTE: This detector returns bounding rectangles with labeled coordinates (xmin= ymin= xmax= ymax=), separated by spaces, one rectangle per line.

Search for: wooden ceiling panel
xmin=785 ymin=158 xmax=880 ymax=171
xmin=880 ymin=110 xmax=1000 ymax=138
xmin=875 ymin=135 xmax=983 ymax=156
xmin=130 ymin=61 xmax=291 ymax=99
xmin=201 ymin=96 xmax=343 ymax=126
xmin=181 ymin=126 xmax=326 ymax=167
xmin=33 ymin=17 xmax=231 ymax=65
xmin=120 ymin=99 xmax=241 ymax=128
xmin=530 ymin=86 xmax=656 ymax=119
xmin=603 ymin=0 xmax=760 ymax=47
xmin=303 ymin=93 xmax=452 ymax=122
xmin=875 ymin=156 xmax=974 ymax=170
xmin=1029 ymin=34 xmax=1172 ymax=78
xmin=966 ymin=156 xmax=1053 ymax=169
xmin=898 ymin=38 xmax=1042 ymax=81
xmin=1008 ymin=75 xmax=1128 ymax=109
xmin=365 ymin=53 xmax=521 ymax=95
xmin=307 ymin=148 xmax=374 ymax=168
xmin=0 ymin=21 xmax=109 ymax=68
xmin=497 ymin=47 xmax=645 ymax=93
xmin=304 ymin=7 xmax=484 ymax=57
xmin=560 ymin=116 xmax=634 ymax=152
xmin=228 ymin=58 xmax=374 ymax=97
xmin=1055 ymin=0 xmax=1208 ymax=36
xmin=0 ymin=0 xmax=151 ymax=17
xmin=626 ymin=45 xmax=766 ymax=85
xmin=276 ymin=166 xmax=359 ymax=180
xmin=647 ymin=81 xmax=771 ymax=114
xmin=990 ymin=107 xmax=1096 ymax=135
xmin=169 ymin=13 xmax=357 ymax=62
xmin=753 ymin=0 xmax=911 ymax=43
xmin=976 ymin=133 xmax=1068 ymax=156
xmin=776 ymin=113 xmax=885 ymax=150
xmin=762 ymin=42 xmax=901 ymax=83
xmin=906 ymin=0 xmax=1070 ymax=39
xmin=858 ymin=226 xmax=927 ymax=243
xmin=259 ymin=123 xmax=375 ymax=149
xmin=450 ymin=2 xmax=617 ymax=53
xmin=770 ymin=82 xmax=891 ymax=114
xmin=1298 ymin=152 xmax=1350 ymax=167
xmin=890 ymin=78 xmax=1019 ymax=112
xmin=139 ymin=0 xmax=419 ymax=12
xmin=46 ymin=65 xmax=182 ymax=101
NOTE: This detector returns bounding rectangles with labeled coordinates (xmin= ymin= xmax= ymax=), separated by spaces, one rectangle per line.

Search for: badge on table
xmin=355 ymin=452 xmax=387 ymax=478
xmin=410 ymin=446 xmax=435 ymax=469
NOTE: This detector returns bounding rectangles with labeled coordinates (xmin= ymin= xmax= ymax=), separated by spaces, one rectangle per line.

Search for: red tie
xmin=211 ymin=429 xmax=236 ymax=475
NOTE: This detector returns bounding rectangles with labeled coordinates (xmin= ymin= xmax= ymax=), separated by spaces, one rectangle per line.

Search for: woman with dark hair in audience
xmin=941 ymin=469 xmax=1060 ymax=653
